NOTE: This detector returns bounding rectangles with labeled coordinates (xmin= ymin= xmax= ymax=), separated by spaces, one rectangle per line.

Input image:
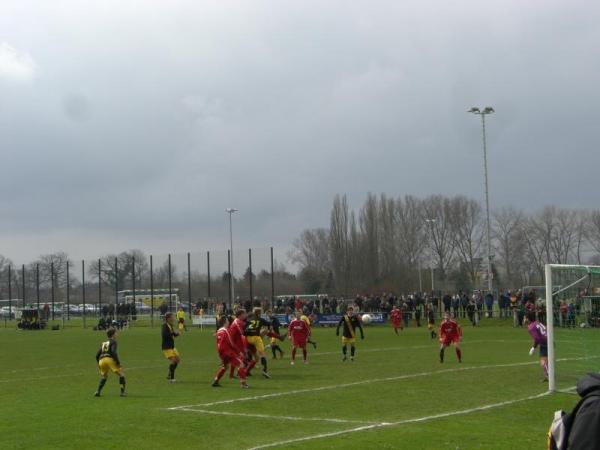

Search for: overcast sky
xmin=0 ymin=0 xmax=599 ymax=266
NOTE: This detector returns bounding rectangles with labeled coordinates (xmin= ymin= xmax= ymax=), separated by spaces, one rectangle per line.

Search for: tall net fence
xmin=1 ymin=248 xmax=286 ymax=329
xmin=546 ymin=265 xmax=600 ymax=391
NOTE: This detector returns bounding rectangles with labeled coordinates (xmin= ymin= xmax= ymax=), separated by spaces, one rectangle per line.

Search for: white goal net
xmin=545 ymin=264 xmax=600 ymax=392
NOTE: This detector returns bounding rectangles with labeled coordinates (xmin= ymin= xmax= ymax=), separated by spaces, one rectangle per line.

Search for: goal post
xmin=545 ymin=263 xmax=600 ymax=392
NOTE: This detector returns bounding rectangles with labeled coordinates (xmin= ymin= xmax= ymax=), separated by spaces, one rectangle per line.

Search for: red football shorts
xmin=291 ymin=335 xmax=307 ymax=348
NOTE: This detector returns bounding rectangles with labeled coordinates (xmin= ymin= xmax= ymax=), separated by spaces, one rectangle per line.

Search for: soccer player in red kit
xmin=288 ymin=311 xmax=310 ymax=365
xmin=390 ymin=305 xmax=403 ymax=335
xmin=227 ymin=309 xmax=248 ymax=378
xmin=439 ymin=312 xmax=462 ymax=363
xmin=212 ymin=316 xmax=249 ymax=388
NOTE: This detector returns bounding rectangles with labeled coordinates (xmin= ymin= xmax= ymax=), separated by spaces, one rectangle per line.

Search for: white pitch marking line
xmin=175 ymin=408 xmax=378 ymax=425
xmin=246 ymin=392 xmax=551 ymax=450
xmin=169 ymin=360 xmax=536 ymax=410
xmin=169 ymin=355 xmax=598 ymax=411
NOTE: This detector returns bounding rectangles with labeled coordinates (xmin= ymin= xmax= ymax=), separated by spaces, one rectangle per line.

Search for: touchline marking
xmin=169 ymin=355 xmax=598 ymax=410
xmin=175 ymin=408 xmax=378 ymax=425
xmin=245 ymin=392 xmax=551 ymax=450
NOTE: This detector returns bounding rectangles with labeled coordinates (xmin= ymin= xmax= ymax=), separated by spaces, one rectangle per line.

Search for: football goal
xmin=545 ymin=264 xmax=600 ymax=392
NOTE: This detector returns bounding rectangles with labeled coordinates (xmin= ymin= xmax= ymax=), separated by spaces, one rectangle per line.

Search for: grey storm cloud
xmin=0 ymin=0 xmax=599 ymax=263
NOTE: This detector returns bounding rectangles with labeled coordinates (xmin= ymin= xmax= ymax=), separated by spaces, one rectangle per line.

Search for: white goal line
xmin=245 ymin=392 xmax=551 ymax=450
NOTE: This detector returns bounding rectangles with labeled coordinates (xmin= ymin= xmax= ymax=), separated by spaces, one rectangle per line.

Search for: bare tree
xmin=359 ymin=193 xmax=380 ymax=287
xmin=422 ymin=195 xmax=456 ymax=279
xmin=449 ymin=196 xmax=484 ymax=286
xmin=329 ymin=194 xmax=350 ymax=293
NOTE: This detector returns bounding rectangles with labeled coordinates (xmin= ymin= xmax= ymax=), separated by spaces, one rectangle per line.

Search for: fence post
xmin=187 ymin=252 xmax=192 ymax=319
xmin=168 ymin=254 xmax=173 ymax=313
xmin=249 ymin=248 xmax=253 ymax=303
xmin=66 ymin=261 xmax=70 ymax=321
xmin=227 ymin=250 xmax=232 ymax=309
xmin=8 ymin=265 xmax=12 ymax=322
xmin=36 ymin=263 xmax=40 ymax=316
xmin=82 ymin=260 xmax=86 ymax=329
xmin=150 ymin=255 xmax=154 ymax=327
xmin=270 ymin=247 xmax=275 ymax=310
xmin=98 ymin=258 xmax=102 ymax=319
xmin=51 ymin=262 xmax=55 ymax=321
xmin=207 ymin=251 xmax=211 ymax=298
xmin=132 ymin=256 xmax=136 ymax=308
xmin=114 ymin=257 xmax=118 ymax=311
xmin=21 ymin=264 xmax=25 ymax=310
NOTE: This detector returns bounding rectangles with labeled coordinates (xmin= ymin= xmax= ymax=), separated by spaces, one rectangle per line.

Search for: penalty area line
xmin=173 ymin=408 xmax=379 ymax=425
xmin=246 ymin=391 xmax=551 ymax=450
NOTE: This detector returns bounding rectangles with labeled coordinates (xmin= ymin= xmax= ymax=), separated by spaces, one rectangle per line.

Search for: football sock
xmin=456 ymin=348 xmax=462 ymax=362
xmin=440 ymin=348 xmax=445 ymax=362
xmin=97 ymin=377 xmax=107 ymax=393
xmin=119 ymin=376 xmax=126 ymax=393
xmin=350 ymin=346 xmax=356 ymax=357
xmin=543 ymin=361 xmax=548 ymax=377
xmin=169 ymin=362 xmax=178 ymax=379
xmin=291 ymin=348 xmax=297 ymax=360
xmin=271 ymin=347 xmax=277 ymax=359
xmin=215 ymin=366 xmax=226 ymax=381
xmin=302 ymin=349 xmax=307 ymax=361
xmin=342 ymin=345 xmax=347 ymax=356
xmin=261 ymin=357 xmax=268 ymax=372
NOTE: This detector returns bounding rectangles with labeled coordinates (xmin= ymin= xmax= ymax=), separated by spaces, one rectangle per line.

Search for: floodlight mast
xmin=468 ymin=106 xmax=495 ymax=294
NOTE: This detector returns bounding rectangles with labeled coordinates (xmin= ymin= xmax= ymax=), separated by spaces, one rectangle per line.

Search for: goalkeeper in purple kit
xmin=525 ymin=311 xmax=548 ymax=382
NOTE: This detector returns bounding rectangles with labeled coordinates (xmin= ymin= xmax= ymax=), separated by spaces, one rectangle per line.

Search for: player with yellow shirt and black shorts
xmin=300 ymin=311 xmax=318 ymax=350
xmin=336 ymin=306 xmax=364 ymax=362
xmin=176 ymin=306 xmax=186 ymax=332
xmin=94 ymin=328 xmax=126 ymax=397
xmin=162 ymin=312 xmax=181 ymax=383
xmin=244 ymin=307 xmax=272 ymax=379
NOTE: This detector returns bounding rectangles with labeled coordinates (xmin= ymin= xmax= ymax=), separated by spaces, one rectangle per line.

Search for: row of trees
xmin=290 ymin=193 xmax=600 ymax=295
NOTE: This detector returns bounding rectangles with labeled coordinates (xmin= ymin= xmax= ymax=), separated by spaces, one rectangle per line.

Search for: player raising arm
xmin=94 ymin=328 xmax=126 ymax=397
xmin=212 ymin=316 xmax=249 ymax=388
xmin=162 ymin=313 xmax=181 ymax=383
xmin=524 ymin=311 xmax=548 ymax=382
xmin=288 ymin=311 xmax=310 ymax=365
xmin=336 ymin=306 xmax=364 ymax=362
xmin=439 ymin=312 xmax=462 ymax=363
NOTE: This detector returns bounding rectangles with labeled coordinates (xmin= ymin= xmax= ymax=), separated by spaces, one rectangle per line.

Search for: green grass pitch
xmin=1 ymin=320 xmax=596 ymax=449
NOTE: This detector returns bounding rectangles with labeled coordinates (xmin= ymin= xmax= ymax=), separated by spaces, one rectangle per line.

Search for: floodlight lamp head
xmin=483 ymin=107 xmax=495 ymax=114
xmin=226 ymin=208 xmax=238 ymax=214
xmin=468 ymin=107 xmax=480 ymax=114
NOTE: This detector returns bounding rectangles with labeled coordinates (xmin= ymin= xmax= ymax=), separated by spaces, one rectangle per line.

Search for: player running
xmin=525 ymin=311 xmax=549 ymax=382
xmin=336 ymin=306 xmax=364 ymax=362
xmin=162 ymin=312 xmax=181 ymax=382
xmin=212 ymin=316 xmax=249 ymax=388
xmin=288 ymin=311 xmax=311 ymax=364
xmin=266 ymin=310 xmax=285 ymax=359
xmin=439 ymin=312 xmax=462 ymax=363
xmin=244 ymin=307 xmax=272 ymax=379
xmin=176 ymin=306 xmax=186 ymax=332
xmin=94 ymin=328 xmax=127 ymax=397
xmin=390 ymin=305 xmax=403 ymax=335
xmin=427 ymin=303 xmax=437 ymax=339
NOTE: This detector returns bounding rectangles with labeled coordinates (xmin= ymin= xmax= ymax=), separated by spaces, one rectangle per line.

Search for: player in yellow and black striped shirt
xmin=94 ymin=328 xmax=126 ymax=397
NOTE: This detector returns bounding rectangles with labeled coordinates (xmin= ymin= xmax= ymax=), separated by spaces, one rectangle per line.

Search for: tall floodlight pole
xmin=468 ymin=106 xmax=495 ymax=294
xmin=425 ymin=218 xmax=437 ymax=292
xmin=226 ymin=208 xmax=238 ymax=304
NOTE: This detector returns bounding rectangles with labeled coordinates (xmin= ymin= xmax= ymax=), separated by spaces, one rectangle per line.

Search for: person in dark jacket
xmin=568 ymin=373 xmax=600 ymax=449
